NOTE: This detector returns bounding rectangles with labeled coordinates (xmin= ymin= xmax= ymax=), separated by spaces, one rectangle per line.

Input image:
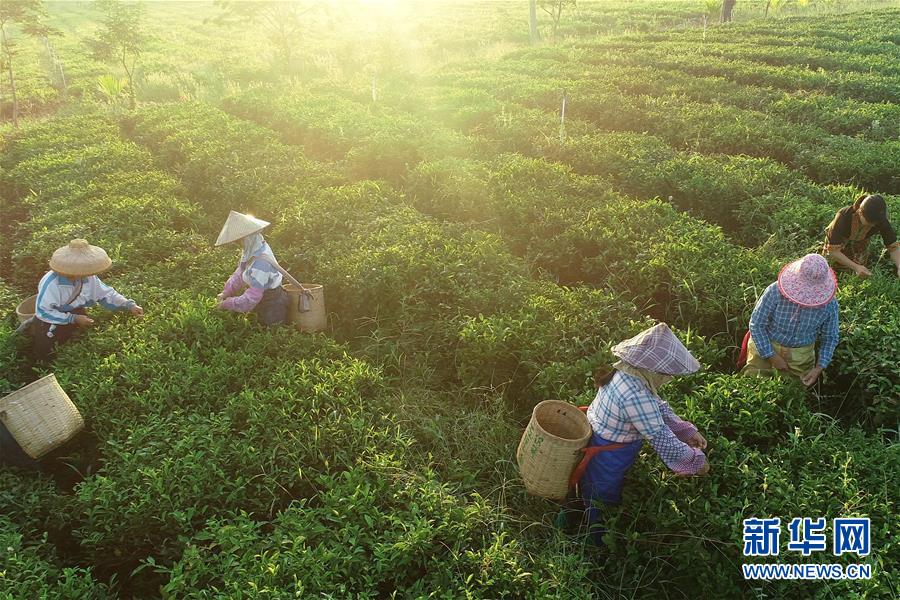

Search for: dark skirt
xmin=255 ymin=287 xmax=288 ymax=326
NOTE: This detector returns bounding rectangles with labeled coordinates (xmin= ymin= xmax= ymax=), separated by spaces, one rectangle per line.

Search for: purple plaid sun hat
xmin=612 ymin=323 xmax=701 ymax=375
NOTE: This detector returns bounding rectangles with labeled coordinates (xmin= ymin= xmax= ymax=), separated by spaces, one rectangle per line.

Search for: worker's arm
xmin=35 ymin=276 xmax=76 ymax=325
xmin=826 ymin=248 xmax=870 ymax=277
xmin=220 ymin=264 xmax=245 ymax=299
xmin=621 ymin=383 xmax=707 ymax=476
xmin=748 ymin=284 xmax=778 ymax=360
xmin=816 ymin=301 xmax=840 ymax=370
xmin=657 ymin=400 xmax=698 ymax=443
xmin=219 ymin=285 xmax=264 ymax=312
xmin=89 ymin=276 xmax=135 ymax=310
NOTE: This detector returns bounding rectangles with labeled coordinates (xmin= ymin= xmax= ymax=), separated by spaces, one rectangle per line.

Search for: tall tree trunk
xmin=1 ymin=27 xmax=18 ymax=127
xmin=529 ymin=0 xmax=539 ymax=45
xmin=722 ymin=0 xmax=736 ymax=23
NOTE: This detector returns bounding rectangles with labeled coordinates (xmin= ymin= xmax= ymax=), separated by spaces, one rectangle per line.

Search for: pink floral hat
xmin=777 ymin=254 xmax=837 ymax=308
xmin=612 ymin=323 xmax=701 ymax=375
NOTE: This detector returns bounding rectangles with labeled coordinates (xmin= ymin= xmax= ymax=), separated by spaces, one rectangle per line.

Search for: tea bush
xmin=0 ymin=518 xmax=112 ymax=599
xmin=830 ymin=275 xmax=900 ymax=427
xmin=3 ymin=5 xmax=899 ymax=597
xmin=160 ymin=460 xmax=595 ymax=599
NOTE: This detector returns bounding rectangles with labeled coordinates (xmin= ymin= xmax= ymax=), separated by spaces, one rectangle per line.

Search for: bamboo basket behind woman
xmin=517 ymin=400 xmax=592 ymax=500
xmin=0 ymin=374 xmax=84 ymax=459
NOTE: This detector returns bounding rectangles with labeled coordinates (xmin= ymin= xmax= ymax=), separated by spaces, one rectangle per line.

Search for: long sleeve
xmin=219 ymin=286 xmax=264 ymax=312
xmin=816 ymin=300 xmax=840 ymax=369
xmin=749 ymin=284 xmax=778 ymax=360
xmin=35 ymin=274 xmax=75 ymax=325
xmin=648 ymin=428 xmax=707 ymax=475
xmin=89 ymin=276 xmax=135 ymax=311
xmin=221 ymin=264 xmax=245 ymax=298
xmin=658 ymin=400 xmax=698 ymax=443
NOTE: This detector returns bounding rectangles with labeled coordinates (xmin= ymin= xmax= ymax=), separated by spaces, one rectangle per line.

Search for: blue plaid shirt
xmin=749 ymin=283 xmax=840 ymax=368
xmin=587 ymin=371 xmax=705 ymax=474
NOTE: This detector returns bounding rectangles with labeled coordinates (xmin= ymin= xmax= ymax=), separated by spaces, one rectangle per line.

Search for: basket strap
xmin=248 ymin=255 xmax=309 ymax=294
xmin=570 ymin=443 xmax=629 ymax=489
xmin=63 ymin=279 xmax=83 ymax=307
xmin=570 ymin=406 xmax=628 ymax=488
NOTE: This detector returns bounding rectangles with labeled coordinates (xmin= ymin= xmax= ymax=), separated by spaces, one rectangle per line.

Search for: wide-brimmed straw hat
xmin=215 ymin=211 xmax=271 ymax=246
xmin=49 ymin=239 xmax=112 ymax=277
xmin=777 ymin=254 xmax=837 ymax=308
xmin=612 ymin=322 xmax=701 ymax=375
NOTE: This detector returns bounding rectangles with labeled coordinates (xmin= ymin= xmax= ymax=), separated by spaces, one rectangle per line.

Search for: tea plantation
xmin=0 ymin=1 xmax=898 ymax=598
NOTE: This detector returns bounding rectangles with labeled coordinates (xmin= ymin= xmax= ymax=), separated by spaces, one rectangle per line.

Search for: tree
xmin=529 ymin=0 xmax=539 ymax=45
xmin=0 ymin=0 xmax=54 ymax=127
xmin=213 ymin=0 xmax=316 ymax=68
xmin=87 ymin=0 xmax=148 ymax=109
xmin=722 ymin=0 xmax=737 ymax=22
xmin=538 ymin=0 xmax=576 ymax=44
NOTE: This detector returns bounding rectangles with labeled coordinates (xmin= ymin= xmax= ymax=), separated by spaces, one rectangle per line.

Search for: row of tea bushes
xmin=481 ymin=55 xmax=900 ymax=141
xmin=158 ymin=459 xmax=595 ymax=599
xmin=123 ymin=105 xmax=658 ymax=391
xmin=1 ymin=119 xmax=594 ymax=597
xmin=323 ymin=70 xmax=866 ymax=247
xmin=0 ymin=116 xmax=214 ymax=292
xmin=456 ymin=56 xmax=899 ymax=193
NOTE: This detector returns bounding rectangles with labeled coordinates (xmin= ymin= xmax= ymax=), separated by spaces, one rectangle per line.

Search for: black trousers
xmin=31 ymin=308 xmax=85 ymax=363
xmin=255 ymin=287 xmax=288 ymax=326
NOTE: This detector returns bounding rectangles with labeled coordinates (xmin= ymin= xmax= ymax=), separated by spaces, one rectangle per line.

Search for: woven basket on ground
xmin=0 ymin=374 xmax=84 ymax=459
xmin=16 ymin=294 xmax=37 ymax=323
xmin=517 ymin=399 xmax=592 ymax=500
xmin=284 ymin=283 xmax=326 ymax=332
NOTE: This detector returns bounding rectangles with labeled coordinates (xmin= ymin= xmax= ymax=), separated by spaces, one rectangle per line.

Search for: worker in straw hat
xmin=577 ymin=323 xmax=709 ymax=542
xmin=30 ymin=239 xmax=143 ymax=362
xmin=742 ymin=254 xmax=839 ymax=386
xmin=214 ymin=211 xmax=289 ymax=326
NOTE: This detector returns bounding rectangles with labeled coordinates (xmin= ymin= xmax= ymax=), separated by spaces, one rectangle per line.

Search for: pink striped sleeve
xmin=221 ymin=265 xmax=245 ymax=298
xmin=219 ymin=286 xmax=264 ymax=312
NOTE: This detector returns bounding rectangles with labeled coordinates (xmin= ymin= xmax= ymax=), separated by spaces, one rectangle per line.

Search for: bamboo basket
xmin=284 ymin=283 xmax=326 ymax=332
xmin=517 ymin=400 xmax=592 ymax=499
xmin=0 ymin=374 xmax=84 ymax=459
xmin=16 ymin=295 xmax=37 ymax=323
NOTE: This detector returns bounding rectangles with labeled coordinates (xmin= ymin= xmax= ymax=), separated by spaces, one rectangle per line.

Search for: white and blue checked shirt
xmin=587 ymin=371 xmax=706 ymax=474
xmin=749 ymin=283 xmax=839 ymax=368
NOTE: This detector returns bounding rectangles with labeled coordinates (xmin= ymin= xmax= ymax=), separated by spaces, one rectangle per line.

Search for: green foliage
xmin=2 ymin=4 xmax=899 ymax=598
xmin=160 ymin=460 xmax=594 ymax=599
xmin=830 ymin=275 xmax=900 ymax=426
xmin=0 ymin=518 xmax=112 ymax=598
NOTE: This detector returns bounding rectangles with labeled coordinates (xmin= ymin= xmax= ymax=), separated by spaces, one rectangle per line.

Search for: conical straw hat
xmin=49 ymin=239 xmax=112 ymax=276
xmin=215 ymin=211 xmax=271 ymax=246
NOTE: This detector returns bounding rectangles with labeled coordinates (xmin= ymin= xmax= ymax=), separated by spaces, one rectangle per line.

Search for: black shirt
xmin=825 ymin=206 xmax=897 ymax=249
